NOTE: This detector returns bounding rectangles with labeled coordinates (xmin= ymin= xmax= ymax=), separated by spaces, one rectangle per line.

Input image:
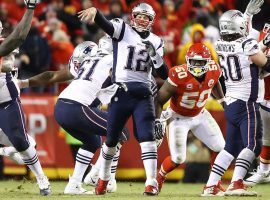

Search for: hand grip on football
xmin=24 ymin=0 xmax=38 ymax=9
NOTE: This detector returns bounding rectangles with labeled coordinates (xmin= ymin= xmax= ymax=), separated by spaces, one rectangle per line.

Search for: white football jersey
xmin=0 ymin=72 xmax=20 ymax=104
xmin=59 ymin=54 xmax=112 ymax=106
xmin=216 ymin=37 xmax=263 ymax=102
xmin=110 ymin=18 xmax=164 ymax=86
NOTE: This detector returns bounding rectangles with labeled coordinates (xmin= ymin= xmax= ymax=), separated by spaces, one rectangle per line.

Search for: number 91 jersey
xmin=168 ymin=61 xmax=221 ymax=117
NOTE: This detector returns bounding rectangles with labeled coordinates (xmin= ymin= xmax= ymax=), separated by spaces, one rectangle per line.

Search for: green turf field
xmin=0 ymin=180 xmax=269 ymax=200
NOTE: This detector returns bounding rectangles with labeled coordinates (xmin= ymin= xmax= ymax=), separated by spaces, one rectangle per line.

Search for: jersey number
xmin=180 ymin=89 xmax=212 ymax=109
xmin=76 ymin=60 xmax=99 ymax=80
xmin=124 ymin=46 xmax=150 ymax=72
xmin=218 ymin=54 xmax=243 ymax=82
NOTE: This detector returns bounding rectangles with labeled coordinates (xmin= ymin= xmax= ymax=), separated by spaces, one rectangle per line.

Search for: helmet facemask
xmin=131 ymin=13 xmax=154 ymax=32
xmin=186 ymin=57 xmax=209 ymax=77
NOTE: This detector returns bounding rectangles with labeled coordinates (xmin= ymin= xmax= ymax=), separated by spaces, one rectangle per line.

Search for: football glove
xmin=142 ymin=40 xmax=156 ymax=57
xmin=244 ymin=0 xmax=264 ymax=16
xmin=24 ymin=0 xmax=38 ymax=9
xmin=263 ymin=33 xmax=270 ymax=47
xmin=154 ymin=119 xmax=164 ymax=140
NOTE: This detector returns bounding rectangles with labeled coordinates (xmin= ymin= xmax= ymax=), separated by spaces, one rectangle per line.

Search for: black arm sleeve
xmin=94 ymin=10 xmax=114 ymax=37
xmin=155 ymin=62 xmax=168 ymax=80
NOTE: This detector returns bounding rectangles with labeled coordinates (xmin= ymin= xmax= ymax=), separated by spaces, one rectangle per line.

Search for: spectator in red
xmin=92 ymin=0 xmax=128 ymax=14
xmin=50 ymin=29 xmax=74 ymax=92
xmin=163 ymin=0 xmax=194 ymax=36
xmin=106 ymin=0 xmax=128 ymax=20
xmin=38 ymin=7 xmax=68 ymax=41
xmin=154 ymin=15 xmax=180 ymax=69
xmin=3 ymin=0 xmax=25 ymax=22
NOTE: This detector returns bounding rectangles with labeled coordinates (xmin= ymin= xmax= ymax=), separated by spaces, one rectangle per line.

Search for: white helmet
xmin=98 ymin=35 xmax=113 ymax=55
xmin=0 ymin=20 xmax=3 ymax=36
xmin=130 ymin=3 xmax=155 ymax=32
xmin=72 ymin=41 xmax=98 ymax=67
xmin=219 ymin=10 xmax=248 ymax=37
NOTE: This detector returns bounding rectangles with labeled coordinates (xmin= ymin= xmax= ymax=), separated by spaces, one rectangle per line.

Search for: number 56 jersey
xmin=215 ymin=37 xmax=264 ymax=102
xmin=168 ymin=61 xmax=221 ymax=117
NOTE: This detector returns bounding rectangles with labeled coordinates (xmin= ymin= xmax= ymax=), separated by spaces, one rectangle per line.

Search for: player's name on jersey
xmin=216 ymin=43 xmax=236 ymax=52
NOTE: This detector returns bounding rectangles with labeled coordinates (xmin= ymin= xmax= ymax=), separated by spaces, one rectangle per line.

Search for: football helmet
xmin=72 ymin=41 xmax=98 ymax=68
xmin=185 ymin=43 xmax=211 ymax=77
xmin=130 ymin=3 xmax=155 ymax=32
xmin=219 ymin=10 xmax=248 ymax=37
xmin=98 ymin=35 xmax=113 ymax=55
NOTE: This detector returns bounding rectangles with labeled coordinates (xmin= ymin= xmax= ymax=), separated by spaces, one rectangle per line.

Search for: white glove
xmin=24 ymin=0 xmax=38 ymax=9
xmin=244 ymin=0 xmax=264 ymax=16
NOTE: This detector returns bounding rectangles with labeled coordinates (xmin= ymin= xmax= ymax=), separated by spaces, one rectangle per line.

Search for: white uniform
xmin=165 ymin=107 xmax=225 ymax=164
xmin=110 ymin=18 xmax=164 ymax=85
xmin=216 ymin=37 xmax=264 ymax=103
xmin=59 ymin=54 xmax=113 ymax=106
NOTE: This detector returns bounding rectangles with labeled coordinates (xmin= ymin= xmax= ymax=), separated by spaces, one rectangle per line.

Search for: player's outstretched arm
xmin=19 ymin=69 xmax=74 ymax=89
xmin=78 ymin=7 xmax=114 ymax=37
xmin=0 ymin=1 xmax=38 ymax=57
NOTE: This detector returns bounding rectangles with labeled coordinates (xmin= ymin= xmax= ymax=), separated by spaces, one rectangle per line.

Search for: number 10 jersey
xmin=215 ymin=37 xmax=264 ymax=102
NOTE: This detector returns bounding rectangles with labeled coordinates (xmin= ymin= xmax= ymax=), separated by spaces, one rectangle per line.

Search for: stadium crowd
xmin=0 ymin=0 xmax=269 ymax=93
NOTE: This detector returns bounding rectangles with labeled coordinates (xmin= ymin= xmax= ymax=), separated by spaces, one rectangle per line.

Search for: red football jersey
xmin=259 ymin=30 xmax=270 ymax=100
xmin=168 ymin=60 xmax=221 ymax=117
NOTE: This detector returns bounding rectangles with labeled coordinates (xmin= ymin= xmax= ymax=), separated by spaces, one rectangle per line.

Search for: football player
xmin=154 ymin=43 xmax=225 ymax=193
xmin=0 ymin=0 xmax=52 ymax=196
xmin=202 ymin=9 xmax=270 ymax=196
xmin=19 ymin=37 xmax=129 ymax=194
xmin=245 ymin=21 xmax=270 ymax=186
xmin=78 ymin=3 xmax=168 ymax=195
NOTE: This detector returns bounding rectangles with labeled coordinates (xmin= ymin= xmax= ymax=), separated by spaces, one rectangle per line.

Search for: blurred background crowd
xmin=0 ymin=0 xmax=269 ymax=93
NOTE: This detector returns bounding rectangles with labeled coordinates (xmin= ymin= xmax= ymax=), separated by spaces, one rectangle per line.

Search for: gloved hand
xmin=263 ymin=33 xmax=270 ymax=47
xmin=154 ymin=119 xmax=164 ymax=140
xmin=24 ymin=0 xmax=38 ymax=9
xmin=142 ymin=40 xmax=156 ymax=57
xmin=244 ymin=0 xmax=264 ymax=16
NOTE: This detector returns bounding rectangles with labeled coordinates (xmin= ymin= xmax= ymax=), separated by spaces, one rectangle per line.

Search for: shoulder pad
xmin=242 ymin=38 xmax=260 ymax=56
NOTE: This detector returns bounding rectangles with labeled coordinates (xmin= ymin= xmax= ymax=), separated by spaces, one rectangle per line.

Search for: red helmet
xmin=185 ymin=43 xmax=211 ymax=77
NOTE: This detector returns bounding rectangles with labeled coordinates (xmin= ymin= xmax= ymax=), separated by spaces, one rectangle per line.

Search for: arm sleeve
xmin=94 ymin=10 xmax=114 ymax=37
xmin=155 ymin=62 xmax=168 ymax=80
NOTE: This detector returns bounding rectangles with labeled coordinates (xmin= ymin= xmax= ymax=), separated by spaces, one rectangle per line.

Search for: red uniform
xmin=259 ymin=29 xmax=270 ymax=100
xmin=168 ymin=60 xmax=221 ymax=117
